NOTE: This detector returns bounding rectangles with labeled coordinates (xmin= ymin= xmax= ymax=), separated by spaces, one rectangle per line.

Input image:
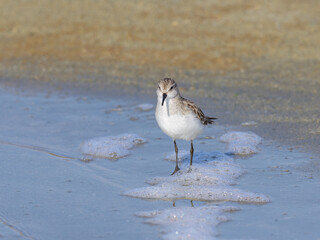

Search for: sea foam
xmin=136 ymin=103 xmax=154 ymax=112
xmin=80 ymin=134 xmax=146 ymax=160
xmin=125 ymin=151 xmax=269 ymax=203
xmin=220 ymin=131 xmax=262 ymax=155
xmin=126 ymin=134 xmax=269 ymax=240
xmin=136 ymin=205 xmax=238 ymax=240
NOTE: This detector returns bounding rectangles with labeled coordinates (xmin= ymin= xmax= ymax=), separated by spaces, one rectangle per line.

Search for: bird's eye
xmin=170 ymin=86 xmax=174 ymax=91
xmin=158 ymin=86 xmax=161 ymax=90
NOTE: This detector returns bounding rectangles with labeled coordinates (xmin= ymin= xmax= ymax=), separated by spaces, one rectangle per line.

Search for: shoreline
xmin=1 ymin=62 xmax=319 ymax=158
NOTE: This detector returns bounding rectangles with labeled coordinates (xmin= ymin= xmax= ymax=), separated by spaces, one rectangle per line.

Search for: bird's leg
xmin=187 ymin=140 xmax=194 ymax=173
xmin=171 ymin=140 xmax=180 ymax=175
xmin=190 ymin=140 xmax=194 ymax=166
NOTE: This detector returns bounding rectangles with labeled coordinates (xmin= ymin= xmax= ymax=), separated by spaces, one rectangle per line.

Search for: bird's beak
xmin=161 ymin=93 xmax=167 ymax=106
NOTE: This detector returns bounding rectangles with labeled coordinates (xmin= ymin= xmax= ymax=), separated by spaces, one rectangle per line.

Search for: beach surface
xmin=0 ymin=0 xmax=319 ymax=154
xmin=0 ymin=87 xmax=319 ymax=239
xmin=0 ymin=0 xmax=320 ymax=239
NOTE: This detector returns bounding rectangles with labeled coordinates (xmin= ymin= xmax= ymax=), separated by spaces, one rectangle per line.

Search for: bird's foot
xmin=171 ymin=166 xmax=180 ymax=175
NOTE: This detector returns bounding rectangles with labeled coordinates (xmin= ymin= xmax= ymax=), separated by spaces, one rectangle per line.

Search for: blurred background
xmin=0 ymin=0 xmax=319 ymax=152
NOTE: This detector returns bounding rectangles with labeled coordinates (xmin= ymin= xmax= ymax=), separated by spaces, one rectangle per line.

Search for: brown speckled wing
xmin=182 ymin=98 xmax=217 ymax=125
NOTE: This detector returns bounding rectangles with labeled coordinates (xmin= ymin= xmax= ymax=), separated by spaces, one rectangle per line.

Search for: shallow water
xmin=0 ymin=86 xmax=319 ymax=239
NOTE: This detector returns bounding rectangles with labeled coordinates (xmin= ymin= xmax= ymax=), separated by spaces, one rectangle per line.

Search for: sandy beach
xmin=0 ymin=0 xmax=320 ymax=239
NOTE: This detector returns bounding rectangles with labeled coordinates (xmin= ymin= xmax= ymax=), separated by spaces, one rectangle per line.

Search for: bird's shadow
xmin=177 ymin=151 xmax=234 ymax=166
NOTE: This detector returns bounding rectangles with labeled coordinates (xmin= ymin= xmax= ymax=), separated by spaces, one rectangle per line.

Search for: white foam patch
xmin=80 ymin=134 xmax=146 ymax=160
xmin=148 ymin=152 xmax=242 ymax=186
xmin=220 ymin=131 xmax=262 ymax=155
xmin=136 ymin=205 xmax=238 ymax=240
xmin=126 ymin=183 xmax=269 ymax=203
xmin=125 ymin=152 xmax=269 ymax=203
xmin=136 ymin=103 xmax=154 ymax=112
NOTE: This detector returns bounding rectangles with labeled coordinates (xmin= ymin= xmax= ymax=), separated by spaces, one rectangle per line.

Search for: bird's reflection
xmin=172 ymin=200 xmax=195 ymax=207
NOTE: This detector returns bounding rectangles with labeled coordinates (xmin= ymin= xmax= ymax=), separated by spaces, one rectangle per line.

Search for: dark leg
xmin=190 ymin=200 xmax=194 ymax=207
xmin=190 ymin=140 xmax=194 ymax=166
xmin=171 ymin=140 xmax=180 ymax=175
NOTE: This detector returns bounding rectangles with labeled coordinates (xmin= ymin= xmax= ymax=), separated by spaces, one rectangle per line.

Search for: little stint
xmin=155 ymin=78 xmax=216 ymax=175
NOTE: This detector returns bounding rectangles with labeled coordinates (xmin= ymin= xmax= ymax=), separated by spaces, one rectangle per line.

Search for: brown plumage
xmin=182 ymin=98 xmax=217 ymax=125
xmin=158 ymin=77 xmax=217 ymax=125
xmin=160 ymin=78 xmax=177 ymax=90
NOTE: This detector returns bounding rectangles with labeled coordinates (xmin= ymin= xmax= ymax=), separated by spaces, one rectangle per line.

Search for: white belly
xmin=155 ymin=104 xmax=203 ymax=141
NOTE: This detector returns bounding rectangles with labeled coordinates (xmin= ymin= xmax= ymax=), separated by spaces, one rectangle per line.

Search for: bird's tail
xmin=204 ymin=117 xmax=217 ymax=125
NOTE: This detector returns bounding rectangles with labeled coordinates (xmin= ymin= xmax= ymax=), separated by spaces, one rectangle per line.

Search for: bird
xmin=155 ymin=78 xmax=216 ymax=175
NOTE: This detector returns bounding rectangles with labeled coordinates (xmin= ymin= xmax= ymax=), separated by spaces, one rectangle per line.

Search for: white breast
xmin=155 ymin=101 xmax=203 ymax=141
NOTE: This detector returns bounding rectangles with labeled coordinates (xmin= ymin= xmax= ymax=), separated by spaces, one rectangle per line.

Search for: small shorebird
xmin=155 ymin=78 xmax=216 ymax=175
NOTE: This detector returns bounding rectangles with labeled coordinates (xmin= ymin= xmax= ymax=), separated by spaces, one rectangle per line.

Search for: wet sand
xmin=0 ymin=0 xmax=319 ymax=155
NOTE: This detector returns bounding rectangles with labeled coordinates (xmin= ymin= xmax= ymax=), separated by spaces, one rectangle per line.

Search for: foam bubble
xmin=147 ymin=153 xmax=242 ymax=186
xmin=126 ymin=183 xmax=269 ymax=203
xmin=80 ymin=134 xmax=146 ymax=160
xmin=136 ymin=205 xmax=238 ymax=240
xmin=126 ymin=149 xmax=269 ymax=239
xmin=125 ymin=152 xmax=269 ymax=203
xmin=220 ymin=131 xmax=262 ymax=155
xmin=136 ymin=103 xmax=154 ymax=112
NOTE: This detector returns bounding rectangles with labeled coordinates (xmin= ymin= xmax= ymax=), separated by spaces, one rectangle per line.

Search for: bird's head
xmin=157 ymin=78 xmax=179 ymax=106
